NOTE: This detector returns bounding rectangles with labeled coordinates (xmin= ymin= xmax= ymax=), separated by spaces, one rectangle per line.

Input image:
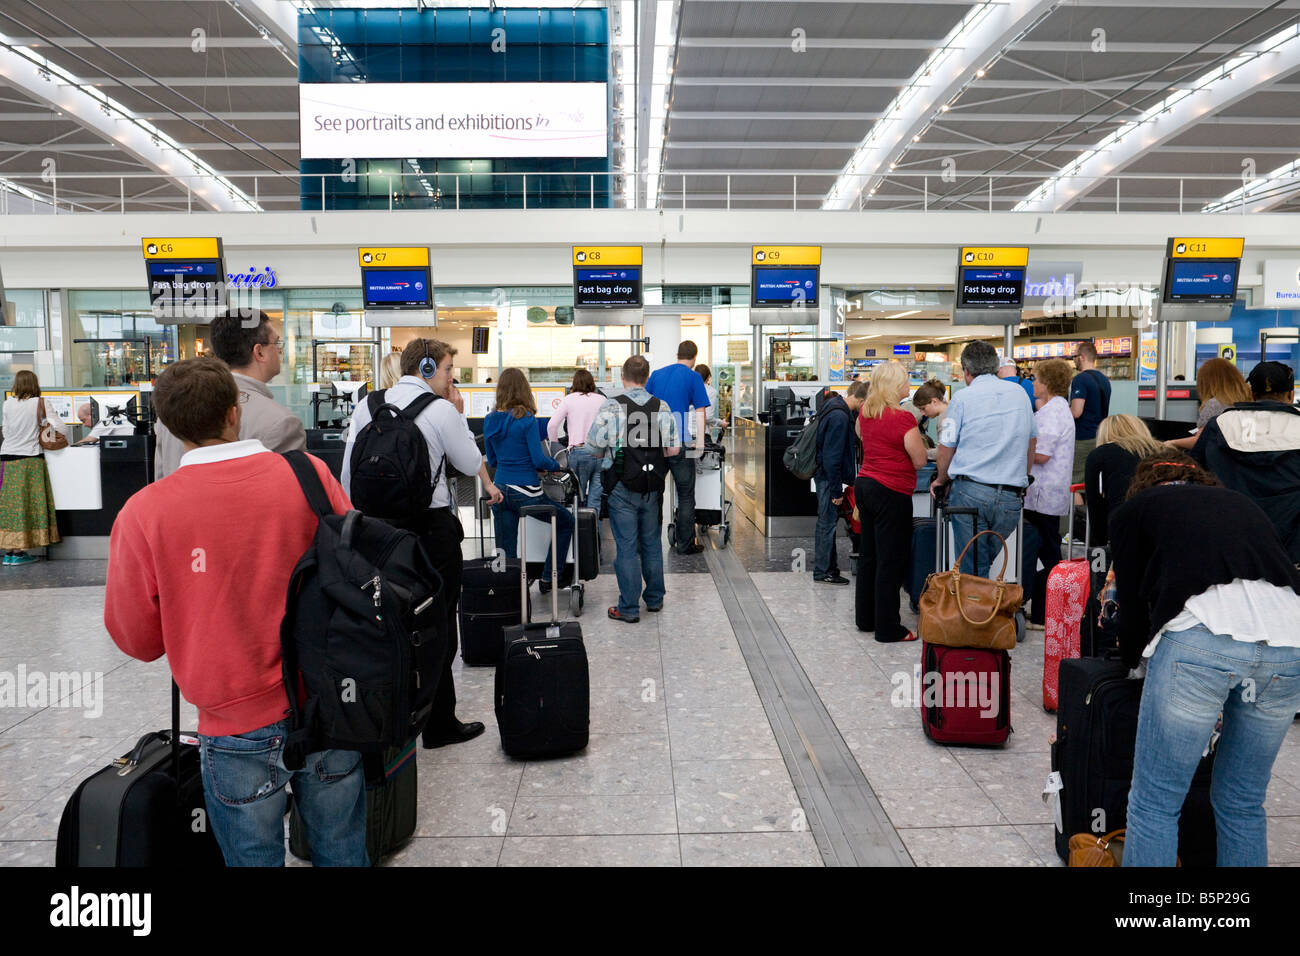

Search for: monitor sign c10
xmin=957 ymin=267 xmax=1025 ymax=308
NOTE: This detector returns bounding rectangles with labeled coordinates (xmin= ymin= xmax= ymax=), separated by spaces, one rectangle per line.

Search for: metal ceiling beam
xmin=821 ymin=0 xmax=1059 ymax=210
xmin=79 ymin=76 xmax=299 ymax=88
xmin=670 ymin=110 xmax=1133 ymax=123
xmin=1017 ymin=23 xmax=1300 ymax=211
xmin=675 ymin=76 xmax=1300 ymax=92
xmin=229 ymin=0 xmax=300 ymax=56
xmin=679 ymin=37 xmax=1260 ymax=54
xmin=0 ymin=111 xmax=297 ymax=121
xmin=635 ymin=0 xmax=658 ymax=209
xmin=4 ymin=37 xmax=291 ymax=49
xmin=0 ymin=34 xmax=256 ymax=211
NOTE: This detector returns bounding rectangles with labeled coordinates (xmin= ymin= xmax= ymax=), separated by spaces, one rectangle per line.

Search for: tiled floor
xmin=5 ymin=517 xmax=1300 ymax=867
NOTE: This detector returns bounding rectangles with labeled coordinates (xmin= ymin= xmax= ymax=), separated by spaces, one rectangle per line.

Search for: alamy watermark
xmin=890 ymin=664 xmax=1001 ymax=718
xmin=0 ymin=666 xmax=104 ymax=717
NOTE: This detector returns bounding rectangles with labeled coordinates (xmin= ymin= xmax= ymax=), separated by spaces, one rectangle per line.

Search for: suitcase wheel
xmin=667 ymin=522 xmax=676 ymax=548
xmin=1015 ymin=608 xmax=1026 ymax=644
xmin=569 ymin=584 xmax=584 ymax=618
xmin=719 ymin=523 xmax=730 ymax=548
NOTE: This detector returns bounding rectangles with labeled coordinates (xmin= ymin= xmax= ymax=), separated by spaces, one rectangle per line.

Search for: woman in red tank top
xmin=855 ymin=362 xmax=929 ymax=642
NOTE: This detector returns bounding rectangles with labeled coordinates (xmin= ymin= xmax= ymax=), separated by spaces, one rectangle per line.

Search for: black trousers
xmin=418 ymin=508 xmax=465 ymax=741
xmin=1022 ymin=508 xmax=1062 ymax=626
xmin=855 ymin=476 xmax=913 ymax=642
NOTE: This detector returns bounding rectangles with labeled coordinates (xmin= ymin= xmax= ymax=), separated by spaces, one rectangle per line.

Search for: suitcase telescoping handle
xmin=519 ymin=503 xmax=561 ymax=630
xmin=1066 ymin=483 xmax=1089 ymax=559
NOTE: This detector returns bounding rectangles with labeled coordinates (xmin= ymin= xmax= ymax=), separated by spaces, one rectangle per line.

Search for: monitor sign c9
xmin=752 ymin=266 xmax=819 ymax=307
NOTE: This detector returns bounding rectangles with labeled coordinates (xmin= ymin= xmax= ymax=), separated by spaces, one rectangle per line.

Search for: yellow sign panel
xmin=572 ymin=245 xmax=642 ymax=266
xmin=1219 ymin=343 xmax=1237 ymax=365
xmin=752 ymin=245 xmax=821 ymax=266
xmin=959 ymin=246 xmax=1029 ymax=267
xmin=358 ymin=247 xmax=429 ymax=268
xmin=142 ymin=238 xmax=221 ymax=259
xmin=1168 ymin=238 xmax=1245 ymax=259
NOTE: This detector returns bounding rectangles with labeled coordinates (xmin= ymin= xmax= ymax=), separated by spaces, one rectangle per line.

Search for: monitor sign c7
xmin=363 ymin=266 xmax=433 ymax=309
xmin=574 ymin=267 xmax=642 ymax=308
xmin=957 ymin=266 xmax=1025 ymax=308
xmin=1164 ymin=259 xmax=1239 ymax=303
xmin=752 ymin=266 xmax=819 ymax=307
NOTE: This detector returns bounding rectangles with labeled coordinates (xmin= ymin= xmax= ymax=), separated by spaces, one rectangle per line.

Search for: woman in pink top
xmin=548 ymin=368 xmax=608 ymax=510
xmin=855 ymin=362 xmax=929 ymax=642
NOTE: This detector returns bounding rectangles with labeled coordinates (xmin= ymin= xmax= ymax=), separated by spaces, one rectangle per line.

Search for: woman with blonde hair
xmin=854 ymin=362 xmax=928 ymax=642
xmin=1084 ymin=413 xmax=1166 ymax=546
xmin=1167 ymin=357 xmax=1252 ymax=450
xmin=1022 ymin=358 xmax=1076 ymax=628
xmin=378 ymin=352 xmax=403 ymax=390
xmin=1 ymin=370 xmax=61 ymax=564
xmin=483 ymin=367 xmax=573 ymax=591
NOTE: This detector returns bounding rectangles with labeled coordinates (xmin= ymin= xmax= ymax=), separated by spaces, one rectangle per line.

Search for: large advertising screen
xmin=1163 ymin=259 xmax=1240 ymax=303
xmin=957 ymin=266 xmax=1026 ymax=308
xmin=573 ymin=267 xmax=642 ymax=308
xmin=752 ymin=267 xmax=819 ymax=308
xmin=300 ymin=82 xmax=609 ymax=159
xmin=362 ymin=267 xmax=433 ymax=310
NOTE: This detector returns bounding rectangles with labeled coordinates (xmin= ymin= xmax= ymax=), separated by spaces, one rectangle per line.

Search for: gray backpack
xmin=783 ymin=415 xmax=823 ymax=480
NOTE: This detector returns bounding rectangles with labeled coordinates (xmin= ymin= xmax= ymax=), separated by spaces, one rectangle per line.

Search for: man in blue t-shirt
xmin=1069 ymin=341 xmax=1112 ymax=486
xmin=647 ymin=340 xmax=711 ymax=554
xmin=997 ymin=357 xmax=1036 ymax=409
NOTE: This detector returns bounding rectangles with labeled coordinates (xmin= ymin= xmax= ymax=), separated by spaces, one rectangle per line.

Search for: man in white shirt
xmin=154 ymin=311 xmax=305 ymax=478
xmin=74 ymin=402 xmax=135 ymax=444
xmin=342 ymin=338 xmax=502 ymax=748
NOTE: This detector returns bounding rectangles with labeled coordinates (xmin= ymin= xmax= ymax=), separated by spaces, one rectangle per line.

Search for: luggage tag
xmin=1041 ymin=771 xmax=1064 ymax=834
xmin=178 ymin=734 xmax=200 ymax=747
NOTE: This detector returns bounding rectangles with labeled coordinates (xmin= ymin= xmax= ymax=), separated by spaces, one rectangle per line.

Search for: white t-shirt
xmin=1147 ymin=578 xmax=1300 ymax=657
xmin=1 ymin=396 xmax=41 ymax=457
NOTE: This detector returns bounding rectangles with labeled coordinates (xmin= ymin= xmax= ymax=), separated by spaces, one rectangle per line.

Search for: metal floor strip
xmin=703 ymin=541 xmax=914 ymax=867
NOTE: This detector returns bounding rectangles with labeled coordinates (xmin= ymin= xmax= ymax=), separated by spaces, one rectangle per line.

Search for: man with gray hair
xmin=931 ymin=340 xmax=1037 ymax=577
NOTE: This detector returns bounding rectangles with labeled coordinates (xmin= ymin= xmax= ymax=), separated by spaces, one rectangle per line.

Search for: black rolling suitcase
xmin=576 ymin=506 xmax=600 ymax=581
xmin=1051 ymin=656 xmax=1216 ymax=865
xmin=56 ymin=683 xmax=225 ymax=867
xmin=495 ymin=504 xmax=590 ymax=758
xmin=460 ymin=495 xmax=527 ymax=667
xmin=289 ymin=739 xmax=418 ymax=865
xmin=906 ymin=517 xmax=935 ymax=612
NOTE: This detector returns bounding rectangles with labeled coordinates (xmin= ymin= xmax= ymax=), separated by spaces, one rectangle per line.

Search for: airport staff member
xmin=930 ymin=340 xmax=1037 ymax=578
xmin=154 ymin=310 xmax=306 ymax=479
xmin=73 ymin=402 xmax=134 ymax=445
xmin=342 ymin=338 xmax=503 ymax=749
xmin=647 ymin=340 xmax=710 ymax=555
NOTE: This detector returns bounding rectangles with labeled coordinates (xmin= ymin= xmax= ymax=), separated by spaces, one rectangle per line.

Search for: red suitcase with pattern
xmin=1042 ymin=485 xmax=1092 ymax=712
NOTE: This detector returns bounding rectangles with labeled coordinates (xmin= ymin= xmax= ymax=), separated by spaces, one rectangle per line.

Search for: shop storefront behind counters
xmin=154 ymin=311 xmax=305 ymax=480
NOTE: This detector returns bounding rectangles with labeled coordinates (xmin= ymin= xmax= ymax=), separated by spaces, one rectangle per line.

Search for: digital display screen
xmin=1164 ymin=259 xmax=1239 ymax=303
xmin=752 ymin=267 xmax=819 ymax=307
xmin=362 ymin=267 xmax=432 ymax=309
xmin=573 ymin=267 xmax=642 ymax=308
xmin=957 ymin=267 xmax=1025 ymax=308
xmin=472 ymin=326 xmax=490 ymax=354
xmin=146 ymin=260 xmax=224 ymax=317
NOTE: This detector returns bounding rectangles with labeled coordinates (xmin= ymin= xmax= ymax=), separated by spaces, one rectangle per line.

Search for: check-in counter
xmin=46 ymin=434 xmax=153 ymax=559
xmin=728 ymin=416 xmax=818 ymax=536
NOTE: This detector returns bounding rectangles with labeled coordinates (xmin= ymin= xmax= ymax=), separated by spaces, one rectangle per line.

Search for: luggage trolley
xmin=667 ymin=438 xmax=733 ymax=549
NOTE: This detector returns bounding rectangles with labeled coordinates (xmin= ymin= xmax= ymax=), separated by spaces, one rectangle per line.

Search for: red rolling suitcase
xmin=1042 ymin=484 xmax=1092 ymax=712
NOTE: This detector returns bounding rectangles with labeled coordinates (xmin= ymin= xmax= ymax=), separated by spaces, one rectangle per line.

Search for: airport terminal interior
xmin=3 ymin=0 xmax=1300 ymax=871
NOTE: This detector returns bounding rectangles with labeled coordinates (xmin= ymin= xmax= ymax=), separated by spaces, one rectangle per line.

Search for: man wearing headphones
xmin=342 ymin=338 xmax=503 ymax=748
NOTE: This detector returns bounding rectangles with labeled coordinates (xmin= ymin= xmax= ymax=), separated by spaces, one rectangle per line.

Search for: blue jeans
xmin=568 ymin=445 xmax=603 ymax=511
xmin=946 ymin=477 xmax=1024 ymax=578
xmin=813 ymin=476 xmax=842 ymax=576
xmin=1125 ymin=625 xmax=1300 ymax=867
xmin=668 ymin=454 xmax=697 ymax=553
xmin=607 ymin=483 xmax=666 ymax=618
xmin=492 ymin=485 xmax=574 ymax=582
xmin=199 ymin=719 xmax=367 ymax=867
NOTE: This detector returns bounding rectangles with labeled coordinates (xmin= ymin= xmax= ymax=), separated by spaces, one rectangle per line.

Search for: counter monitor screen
xmin=471 ymin=326 xmax=490 ymax=354
xmin=752 ymin=266 xmax=819 ymax=308
xmin=573 ymin=267 xmax=643 ymax=308
xmin=146 ymin=259 xmax=224 ymax=314
xmin=957 ymin=266 xmax=1025 ymax=309
xmin=1163 ymin=259 xmax=1239 ymax=303
xmin=362 ymin=266 xmax=433 ymax=310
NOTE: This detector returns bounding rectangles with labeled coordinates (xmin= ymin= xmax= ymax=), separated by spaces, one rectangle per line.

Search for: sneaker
xmin=816 ymin=573 xmax=850 ymax=585
xmin=8 ymin=553 xmax=37 ymax=566
xmin=1 ymin=555 xmax=11 ymax=566
xmin=607 ymin=607 xmax=639 ymax=624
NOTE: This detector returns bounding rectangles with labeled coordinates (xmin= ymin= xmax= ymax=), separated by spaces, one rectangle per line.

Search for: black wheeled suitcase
xmin=289 ymin=738 xmax=418 ymax=865
xmin=576 ymin=506 xmax=600 ymax=581
xmin=56 ymin=683 xmax=225 ymax=867
xmin=906 ymin=517 xmax=935 ymax=612
xmin=460 ymin=495 xmax=527 ymax=667
xmin=1051 ymin=656 xmax=1216 ymax=865
xmin=495 ymin=504 xmax=590 ymax=758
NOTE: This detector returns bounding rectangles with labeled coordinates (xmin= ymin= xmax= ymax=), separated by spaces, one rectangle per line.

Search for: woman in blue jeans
xmin=484 ymin=367 xmax=574 ymax=590
xmin=1110 ymin=451 xmax=1300 ymax=866
xmin=547 ymin=368 xmax=607 ymax=512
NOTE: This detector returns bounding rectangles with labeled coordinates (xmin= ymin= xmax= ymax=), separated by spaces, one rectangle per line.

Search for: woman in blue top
xmin=484 ymin=367 xmax=574 ymax=592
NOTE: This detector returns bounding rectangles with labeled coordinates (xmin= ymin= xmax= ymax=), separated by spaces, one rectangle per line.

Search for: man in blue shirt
xmin=931 ymin=341 xmax=1038 ymax=577
xmin=997 ymin=357 xmax=1036 ymax=409
xmin=647 ymin=340 xmax=711 ymax=554
xmin=1070 ymin=342 xmax=1112 ymax=486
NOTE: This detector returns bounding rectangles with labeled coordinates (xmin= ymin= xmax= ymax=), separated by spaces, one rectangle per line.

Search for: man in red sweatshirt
xmin=105 ymin=357 xmax=367 ymax=866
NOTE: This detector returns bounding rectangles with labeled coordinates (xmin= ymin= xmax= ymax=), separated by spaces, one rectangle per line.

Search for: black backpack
xmin=613 ymin=394 xmax=670 ymax=494
xmin=278 ymin=451 xmax=447 ymax=768
xmin=348 ymin=390 xmax=441 ymax=525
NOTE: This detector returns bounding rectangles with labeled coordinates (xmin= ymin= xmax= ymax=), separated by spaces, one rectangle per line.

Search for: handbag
xmin=38 ymin=422 xmax=67 ymax=451
xmin=918 ymin=529 xmax=1024 ymax=650
xmin=1068 ymin=829 xmax=1125 ymax=866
